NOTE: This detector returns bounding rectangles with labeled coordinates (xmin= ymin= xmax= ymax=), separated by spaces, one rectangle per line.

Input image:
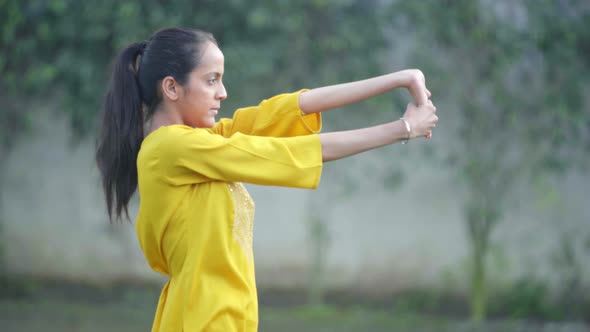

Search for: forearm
xmin=319 ymin=120 xmax=409 ymax=162
xmin=299 ymin=71 xmax=410 ymax=114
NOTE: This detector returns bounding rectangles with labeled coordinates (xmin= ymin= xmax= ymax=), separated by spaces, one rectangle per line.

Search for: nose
xmin=217 ymin=82 xmax=228 ymax=101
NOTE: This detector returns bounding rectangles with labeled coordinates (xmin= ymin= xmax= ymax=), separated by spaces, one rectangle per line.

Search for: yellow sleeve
xmin=210 ymin=89 xmax=321 ymax=138
xmin=157 ymin=126 xmax=322 ymax=188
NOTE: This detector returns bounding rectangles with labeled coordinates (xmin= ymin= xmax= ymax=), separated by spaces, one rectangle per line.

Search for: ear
xmin=160 ymin=76 xmax=181 ymax=101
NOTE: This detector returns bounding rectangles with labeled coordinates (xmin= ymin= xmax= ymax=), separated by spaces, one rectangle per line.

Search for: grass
xmin=0 ymin=282 xmax=588 ymax=332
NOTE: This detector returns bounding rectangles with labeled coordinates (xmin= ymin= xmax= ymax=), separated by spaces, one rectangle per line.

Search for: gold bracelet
xmin=400 ymin=117 xmax=411 ymax=144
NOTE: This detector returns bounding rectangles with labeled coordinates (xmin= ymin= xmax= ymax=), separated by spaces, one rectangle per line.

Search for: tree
xmin=386 ymin=0 xmax=590 ymax=321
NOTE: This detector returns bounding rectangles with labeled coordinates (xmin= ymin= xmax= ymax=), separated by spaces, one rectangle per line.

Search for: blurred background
xmin=1 ymin=0 xmax=589 ymax=331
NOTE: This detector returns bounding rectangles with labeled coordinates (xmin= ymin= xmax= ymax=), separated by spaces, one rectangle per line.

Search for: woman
xmin=96 ymin=27 xmax=437 ymax=332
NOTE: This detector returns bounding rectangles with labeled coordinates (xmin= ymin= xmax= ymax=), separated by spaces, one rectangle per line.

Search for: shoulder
xmin=147 ymin=125 xmax=234 ymax=159
xmin=140 ymin=125 xmax=207 ymax=159
xmin=147 ymin=125 xmax=213 ymax=145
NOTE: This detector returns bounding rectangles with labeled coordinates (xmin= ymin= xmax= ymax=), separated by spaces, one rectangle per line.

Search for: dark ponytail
xmin=96 ymin=42 xmax=145 ymax=221
xmin=96 ymin=27 xmax=217 ymax=221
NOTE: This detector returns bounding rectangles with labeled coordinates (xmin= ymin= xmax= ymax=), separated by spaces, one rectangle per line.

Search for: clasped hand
xmin=401 ymin=69 xmax=438 ymax=139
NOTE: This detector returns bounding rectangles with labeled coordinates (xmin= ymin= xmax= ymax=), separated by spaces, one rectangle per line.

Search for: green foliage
xmin=386 ymin=0 xmax=590 ymax=321
xmin=489 ymin=278 xmax=561 ymax=320
xmin=392 ymin=0 xmax=589 ymax=171
xmin=0 ymin=0 xmax=387 ymax=147
xmin=0 ymin=275 xmax=39 ymax=298
xmin=393 ymin=288 xmax=444 ymax=315
xmin=550 ymin=229 xmax=590 ymax=320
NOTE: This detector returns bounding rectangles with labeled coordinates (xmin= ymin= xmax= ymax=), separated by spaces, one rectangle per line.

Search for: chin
xmin=203 ymin=119 xmax=216 ymax=128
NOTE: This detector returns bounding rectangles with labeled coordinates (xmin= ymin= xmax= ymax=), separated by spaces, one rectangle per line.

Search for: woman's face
xmin=178 ymin=41 xmax=227 ymax=128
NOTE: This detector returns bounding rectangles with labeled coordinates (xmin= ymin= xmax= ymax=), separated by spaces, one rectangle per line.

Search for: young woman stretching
xmin=96 ymin=27 xmax=438 ymax=332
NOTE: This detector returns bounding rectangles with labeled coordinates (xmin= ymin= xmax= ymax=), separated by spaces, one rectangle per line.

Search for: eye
xmin=207 ymin=78 xmax=217 ymax=85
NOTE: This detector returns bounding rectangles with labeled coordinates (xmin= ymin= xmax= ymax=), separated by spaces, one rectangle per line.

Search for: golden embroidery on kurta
xmin=228 ymin=182 xmax=255 ymax=262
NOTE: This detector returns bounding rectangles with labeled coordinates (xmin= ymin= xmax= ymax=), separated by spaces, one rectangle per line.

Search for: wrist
xmin=397 ymin=69 xmax=414 ymax=88
xmin=383 ymin=71 xmax=408 ymax=91
xmin=399 ymin=117 xmax=412 ymax=144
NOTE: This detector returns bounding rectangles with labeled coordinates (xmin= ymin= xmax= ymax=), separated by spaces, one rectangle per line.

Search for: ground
xmin=0 ymin=283 xmax=588 ymax=332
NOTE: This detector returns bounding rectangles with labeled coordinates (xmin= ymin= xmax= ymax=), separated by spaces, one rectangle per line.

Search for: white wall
xmin=2 ymin=111 xmax=588 ymax=294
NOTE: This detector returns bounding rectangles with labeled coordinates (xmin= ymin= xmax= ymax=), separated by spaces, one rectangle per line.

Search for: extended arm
xmin=299 ymin=69 xmax=431 ymax=114
xmin=319 ymin=120 xmax=405 ymax=161
xmin=320 ymin=102 xmax=438 ymax=162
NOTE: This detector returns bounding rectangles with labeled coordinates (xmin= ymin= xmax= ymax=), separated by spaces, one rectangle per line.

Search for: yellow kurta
xmin=135 ymin=90 xmax=322 ymax=332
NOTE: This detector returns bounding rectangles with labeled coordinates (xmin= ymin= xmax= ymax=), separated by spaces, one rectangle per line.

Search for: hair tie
xmin=134 ymin=41 xmax=148 ymax=74
xmin=138 ymin=40 xmax=148 ymax=55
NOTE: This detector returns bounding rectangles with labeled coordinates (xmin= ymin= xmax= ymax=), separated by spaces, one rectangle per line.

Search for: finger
xmin=426 ymin=89 xmax=432 ymax=98
xmin=424 ymin=100 xmax=436 ymax=114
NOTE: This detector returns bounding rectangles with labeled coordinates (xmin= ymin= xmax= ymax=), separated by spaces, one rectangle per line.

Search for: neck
xmin=148 ymin=106 xmax=184 ymax=135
